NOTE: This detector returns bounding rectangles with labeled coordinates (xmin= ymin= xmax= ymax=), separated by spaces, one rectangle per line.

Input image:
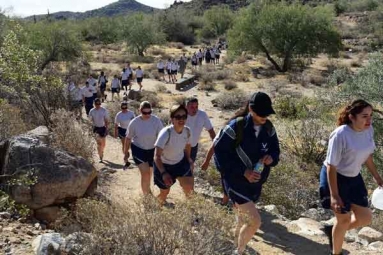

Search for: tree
xmin=121 ymin=13 xmax=165 ymax=56
xmin=228 ymin=3 xmax=341 ymax=72
xmin=25 ymin=21 xmax=82 ymax=72
xmin=198 ymin=5 xmax=234 ymax=39
xmin=78 ymin=17 xmax=121 ymax=44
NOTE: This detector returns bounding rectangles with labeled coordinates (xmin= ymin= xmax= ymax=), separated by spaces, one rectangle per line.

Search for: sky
xmin=0 ymin=0 xmax=190 ymax=17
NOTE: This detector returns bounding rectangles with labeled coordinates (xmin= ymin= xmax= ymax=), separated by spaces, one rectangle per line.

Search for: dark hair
xmin=94 ymin=98 xmax=101 ymax=104
xmin=170 ymin=104 xmax=188 ymax=118
xmin=121 ymin=101 xmax=128 ymax=108
xmin=337 ymin=99 xmax=373 ymax=126
xmin=100 ymin=71 xmax=104 ymax=76
xmin=140 ymin=101 xmax=151 ymax=110
xmin=85 ymin=81 xmax=89 ymax=85
xmin=226 ymin=102 xmax=250 ymax=125
xmin=186 ymin=97 xmax=198 ymax=105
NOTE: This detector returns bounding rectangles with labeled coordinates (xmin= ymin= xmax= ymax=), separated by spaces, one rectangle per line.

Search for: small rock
xmin=27 ymin=230 xmax=34 ymax=236
xmin=301 ymin=208 xmax=333 ymax=221
xmin=290 ymin=218 xmax=325 ymax=236
xmin=263 ymin=205 xmax=279 ymax=215
xmin=34 ymin=206 xmax=60 ymax=223
xmin=63 ymin=232 xmax=92 ymax=254
xmin=358 ymin=227 xmax=383 ymax=243
xmin=3 ymin=227 xmax=14 ymax=232
xmin=32 ymin=233 xmax=64 ymax=255
xmin=0 ymin=212 xmax=12 ymax=219
xmin=8 ymin=237 xmax=21 ymax=244
xmin=5 ymin=247 xmax=11 ymax=253
xmin=345 ymin=229 xmax=358 ymax=243
xmin=34 ymin=223 xmax=41 ymax=230
xmin=369 ymin=241 xmax=383 ymax=251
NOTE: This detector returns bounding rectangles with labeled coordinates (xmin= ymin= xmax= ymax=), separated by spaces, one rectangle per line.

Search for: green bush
xmin=273 ymin=95 xmax=310 ymax=119
xmin=0 ymin=100 xmax=27 ymax=140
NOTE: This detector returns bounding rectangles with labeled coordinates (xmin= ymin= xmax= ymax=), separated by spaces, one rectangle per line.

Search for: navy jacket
xmin=213 ymin=114 xmax=280 ymax=184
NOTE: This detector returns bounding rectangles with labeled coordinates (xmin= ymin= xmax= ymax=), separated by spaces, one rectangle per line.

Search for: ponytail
xmin=337 ymin=99 xmax=372 ymax=126
xmin=226 ymin=102 xmax=250 ymax=125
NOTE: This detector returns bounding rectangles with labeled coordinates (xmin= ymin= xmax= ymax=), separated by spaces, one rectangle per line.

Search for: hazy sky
xmin=1 ymin=0 xmax=190 ymax=17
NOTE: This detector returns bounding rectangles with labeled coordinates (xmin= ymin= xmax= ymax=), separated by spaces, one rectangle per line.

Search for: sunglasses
xmin=141 ymin=110 xmax=152 ymax=115
xmin=173 ymin=114 xmax=187 ymax=120
xmin=257 ymin=114 xmax=270 ymax=118
xmin=121 ymin=107 xmax=128 ymax=110
xmin=95 ymin=103 xmax=101 ymax=106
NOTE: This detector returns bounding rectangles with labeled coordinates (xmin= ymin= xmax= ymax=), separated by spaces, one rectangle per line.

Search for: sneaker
xmin=123 ymin=161 xmax=131 ymax=170
xmin=323 ymin=224 xmax=333 ymax=252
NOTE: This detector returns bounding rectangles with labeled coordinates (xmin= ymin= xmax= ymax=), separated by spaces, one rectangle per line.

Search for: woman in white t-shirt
xmin=320 ymin=99 xmax=383 ymax=255
xmin=154 ymin=104 xmax=194 ymax=204
xmin=166 ymin=59 xmax=172 ymax=84
xmin=135 ymin=66 xmax=144 ymax=91
xmin=114 ymin=101 xmax=135 ymax=169
xmin=111 ymin=74 xmax=121 ymax=102
xmin=170 ymin=59 xmax=178 ymax=84
xmin=125 ymin=101 xmax=164 ymax=195
xmin=157 ymin=59 xmax=165 ymax=82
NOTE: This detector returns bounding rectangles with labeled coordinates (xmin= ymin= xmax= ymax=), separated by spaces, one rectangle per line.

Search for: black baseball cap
xmin=249 ymin=92 xmax=275 ymax=116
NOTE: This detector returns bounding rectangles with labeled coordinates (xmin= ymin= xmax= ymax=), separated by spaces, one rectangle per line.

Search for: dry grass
xmin=168 ymin=42 xmax=185 ymax=50
xmin=50 ymin=109 xmax=95 ymax=163
xmin=64 ymin=196 xmax=234 ymax=255
xmin=155 ymin=83 xmax=168 ymax=93
xmin=222 ymin=80 xmax=238 ymax=91
xmin=214 ymin=89 xmax=248 ymax=110
xmin=171 ymin=95 xmax=187 ymax=106
xmin=0 ymin=100 xmax=28 ymax=140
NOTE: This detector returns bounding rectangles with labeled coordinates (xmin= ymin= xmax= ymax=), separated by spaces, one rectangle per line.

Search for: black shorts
xmin=167 ymin=69 xmax=172 ymax=75
xmin=199 ymin=58 xmax=203 ymax=64
xmin=100 ymin=83 xmax=106 ymax=92
xmin=112 ymin=88 xmax=120 ymax=93
xmin=131 ymin=143 xmax=155 ymax=167
xmin=192 ymin=61 xmax=197 ymax=66
xmin=171 ymin=70 xmax=177 ymax=75
xmin=224 ymin=178 xmax=263 ymax=205
xmin=121 ymin=80 xmax=128 ymax=86
xmin=215 ymin=55 xmax=220 ymax=59
xmin=93 ymin=126 xmax=107 ymax=138
xmin=118 ymin=127 xmax=126 ymax=139
xmin=190 ymin=144 xmax=198 ymax=162
xmin=137 ymin=77 xmax=143 ymax=83
xmin=154 ymin=156 xmax=192 ymax=190
xmin=158 ymin=69 xmax=164 ymax=73
xmin=319 ymin=165 xmax=368 ymax=213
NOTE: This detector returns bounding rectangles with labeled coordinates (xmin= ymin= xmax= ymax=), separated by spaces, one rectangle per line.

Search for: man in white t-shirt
xmin=121 ymin=68 xmax=129 ymax=91
xmin=82 ymin=81 xmax=97 ymax=116
xmin=185 ymin=97 xmax=216 ymax=161
xmin=89 ymin=98 xmax=109 ymax=163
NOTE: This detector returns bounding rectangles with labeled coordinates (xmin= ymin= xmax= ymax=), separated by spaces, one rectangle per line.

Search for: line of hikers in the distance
xmin=72 ymin=87 xmax=383 ymax=255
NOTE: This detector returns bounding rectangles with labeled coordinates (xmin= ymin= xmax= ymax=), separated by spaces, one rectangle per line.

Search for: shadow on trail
xmin=102 ymin=160 xmax=124 ymax=169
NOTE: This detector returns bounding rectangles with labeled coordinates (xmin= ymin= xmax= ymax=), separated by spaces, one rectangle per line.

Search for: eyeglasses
xmin=141 ymin=110 xmax=152 ymax=115
xmin=173 ymin=114 xmax=187 ymax=120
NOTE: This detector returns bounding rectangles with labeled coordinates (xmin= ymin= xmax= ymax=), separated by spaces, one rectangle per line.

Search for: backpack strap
xmin=165 ymin=126 xmax=172 ymax=146
xmin=234 ymin=116 xmax=245 ymax=148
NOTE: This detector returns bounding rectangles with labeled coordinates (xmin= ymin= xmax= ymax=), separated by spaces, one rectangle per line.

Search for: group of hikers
xmin=72 ymin=85 xmax=383 ymax=255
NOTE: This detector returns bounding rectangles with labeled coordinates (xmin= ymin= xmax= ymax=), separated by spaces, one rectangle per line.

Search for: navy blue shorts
xmin=154 ymin=156 xmax=192 ymax=190
xmin=121 ymin=80 xmax=128 ymax=86
xmin=131 ymin=143 xmax=154 ymax=167
xmin=158 ymin=69 xmax=164 ymax=73
xmin=190 ymin=144 xmax=198 ymax=162
xmin=93 ymin=126 xmax=107 ymax=138
xmin=137 ymin=77 xmax=143 ymax=83
xmin=112 ymin=88 xmax=120 ymax=93
xmin=319 ymin=165 xmax=368 ymax=213
xmin=223 ymin=178 xmax=262 ymax=205
xmin=118 ymin=127 xmax=126 ymax=139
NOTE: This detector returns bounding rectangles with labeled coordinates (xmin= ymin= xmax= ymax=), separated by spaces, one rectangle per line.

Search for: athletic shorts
xmin=111 ymin=88 xmax=120 ymax=93
xmin=121 ymin=80 xmax=129 ymax=86
xmin=158 ymin=68 xmax=164 ymax=73
xmin=154 ymin=156 xmax=192 ymax=190
xmin=137 ymin=77 xmax=143 ymax=83
xmin=167 ymin=69 xmax=172 ymax=75
xmin=131 ymin=143 xmax=155 ymax=167
xmin=319 ymin=165 xmax=368 ymax=213
xmin=190 ymin=144 xmax=198 ymax=162
xmin=215 ymin=55 xmax=220 ymax=59
xmin=100 ymin=83 xmax=106 ymax=92
xmin=223 ymin=178 xmax=262 ymax=205
xmin=171 ymin=70 xmax=177 ymax=75
xmin=93 ymin=126 xmax=107 ymax=138
xmin=199 ymin=58 xmax=203 ymax=64
xmin=118 ymin=127 xmax=126 ymax=139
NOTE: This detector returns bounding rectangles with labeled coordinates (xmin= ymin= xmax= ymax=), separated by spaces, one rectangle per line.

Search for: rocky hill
xmin=170 ymin=0 xmax=250 ymax=13
xmin=26 ymin=0 xmax=157 ymax=21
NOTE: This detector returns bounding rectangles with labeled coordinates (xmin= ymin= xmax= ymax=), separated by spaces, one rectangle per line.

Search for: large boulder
xmin=0 ymin=127 xmax=97 ymax=210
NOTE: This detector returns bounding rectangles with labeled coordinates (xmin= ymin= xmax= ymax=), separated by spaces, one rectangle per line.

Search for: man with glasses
xmin=89 ymin=98 xmax=109 ymax=163
xmin=125 ymin=101 xmax=163 ymax=193
xmin=185 ymin=97 xmax=216 ymax=162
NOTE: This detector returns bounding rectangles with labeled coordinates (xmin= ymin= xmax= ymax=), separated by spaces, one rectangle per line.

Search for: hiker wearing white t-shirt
xmin=166 ymin=58 xmax=172 ymax=83
xmin=214 ymin=47 xmax=221 ymax=64
xmin=319 ymin=99 xmax=383 ymax=255
xmin=87 ymin=75 xmax=98 ymax=100
xmin=197 ymin=49 xmax=203 ymax=66
xmin=98 ymin=71 xmax=108 ymax=102
xmin=89 ymin=98 xmax=109 ymax=163
xmin=126 ymin=63 xmax=134 ymax=90
xmin=154 ymin=104 xmax=194 ymax=205
xmin=171 ymin=59 xmax=178 ymax=84
xmin=185 ymin=97 xmax=216 ymax=162
xmin=114 ymin=101 xmax=135 ymax=169
xmin=191 ymin=53 xmax=198 ymax=69
xmin=125 ymin=101 xmax=164 ymax=194
xmin=82 ymin=81 xmax=97 ymax=116
xmin=210 ymin=48 xmax=215 ymax=65
xmin=121 ymin=68 xmax=129 ymax=91
xmin=111 ymin=75 xmax=121 ymax=102
xmin=68 ymin=82 xmax=83 ymax=119
xmin=135 ymin=66 xmax=144 ymax=91
xmin=157 ymin=59 xmax=165 ymax=82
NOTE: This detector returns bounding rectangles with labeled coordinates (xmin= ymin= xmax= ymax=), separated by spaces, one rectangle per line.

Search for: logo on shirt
xmin=261 ymin=143 xmax=268 ymax=153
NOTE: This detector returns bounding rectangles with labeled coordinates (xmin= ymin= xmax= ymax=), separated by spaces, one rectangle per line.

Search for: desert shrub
xmin=371 ymin=211 xmax=383 ymax=233
xmin=138 ymin=91 xmax=161 ymax=108
xmin=261 ymin=155 xmax=318 ymax=219
xmin=350 ymin=60 xmax=362 ymax=68
xmin=223 ymin=80 xmax=237 ymax=90
xmin=72 ymin=197 xmax=234 ymax=255
xmin=273 ymin=95 xmax=310 ymax=119
xmin=0 ymin=100 xmax=27 ymax=140
xmin=232 ymin=66 xmax=250 ymax=82
xmin=347 ymin=0 xmax=379 ymax=12
xmin=327 ymin=66 xmax=353 ymax=86
xmin=155 ymin=84 xmax=167 ymax=93
xmin=50 ymin=109 xmax=95 ymax=163
xmin=127 ymin=55 xmax=155 ymax=64
xmin=214 ymin=89 xmax=248 ymax=110
xmin=149 ymin=47 xmax=166 ymax=56
xmin=154 ymin=110 xmax=171 ymax=126
xmin=267 ymin=79 xmax=288 ymax=94
xmin=171 ymin=95 xmax=186 ymax=106
xmin=307 ymin=73 xmax=326 ymax=86
xmin=199 ymin=82 xmax=216 ymax=91
xmin=168 ymin=42 xmax=185 ymax=49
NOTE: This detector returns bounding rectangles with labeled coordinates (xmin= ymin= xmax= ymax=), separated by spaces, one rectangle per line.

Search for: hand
xmin=244 ymin=169 xmax=261 ymax=183
xmin=331 ymin=194 xmax=345 ymax=213
xmin=201 ymin=161 xmax=209 ymax=171
xmin=262 ymin=155 xmax=273 ymax=166
xmin=162 ymin=172 xmax=173 ymax=187
xmin=375 ymin=176 xmax=383 ymax=187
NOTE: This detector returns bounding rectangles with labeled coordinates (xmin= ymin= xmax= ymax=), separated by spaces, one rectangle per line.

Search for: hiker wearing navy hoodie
xmin=319 ymin=99 xmax=383 ymax=255
xmin=213 ymin=92 xmax=280 ymax=255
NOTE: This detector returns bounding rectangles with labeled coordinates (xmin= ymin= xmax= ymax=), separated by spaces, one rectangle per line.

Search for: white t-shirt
xmin=136 ymin=69 xmax=144 ymax=78
xmin=197 ymin=52 xmax=203 ymax=58
xmin=171 ymin=62 xmax=178 ymax=71
xmin=98 ymin=76 xmax=107 ymax=84
xmin=155 ymin=125 xmax=192 ymax=165
xmin=111 ymin=78 xmax=120 ymax=88
xmin=89 ymin=107 xmax=109 ymax=127
xmin=127 ymin=115 xmax=164 ymax=150
xmin=167 ymin=62 xmax=172 ymax=70
xmin=82 ymin=86 xmax=96 ymax=98
xmin=87 ymin=78 xmax=97 ymax=87
xmin=253 ymin=125 xmax=261 ymax=138
xmin=157 ymin=62 xmax=164 ymax=69
xmin=185 ymin=110 xmax=213 ymax=147
xmin=324 ymin=125 xmax=376 ymax=177
xmin=121 ymin=71 xmax=129 ymax=81
xmin=115 ymin=111 xmax=135 ymax=129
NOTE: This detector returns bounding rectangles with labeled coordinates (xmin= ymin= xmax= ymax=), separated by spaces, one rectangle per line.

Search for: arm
xmin=327 ymin=164 xmax=344 ymax=212
xmin=124 ymin=137 xmax=131 ymax=160
xmin=154 ymin=147 xmax=173 ymax=187
xmin=365 ymin=155 xmax=383 ymax=187
xmin=208 ymin=128 xmax=216 ymax=141
xmin=114 ymin=124 xmax=118 ymax=138
xmin=201 ymin=144 xmax=214 ymax=170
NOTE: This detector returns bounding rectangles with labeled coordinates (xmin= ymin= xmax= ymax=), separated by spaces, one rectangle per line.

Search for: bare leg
xmin=236 ymin=202 xmax=261 ymax=254
xmin=178 ymin=176 xmax=194 ymax=198
xmin=157 ymin=188 xmax=170 ymax=205
xmin=138 ymin=163 xmax=152 ymax=195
